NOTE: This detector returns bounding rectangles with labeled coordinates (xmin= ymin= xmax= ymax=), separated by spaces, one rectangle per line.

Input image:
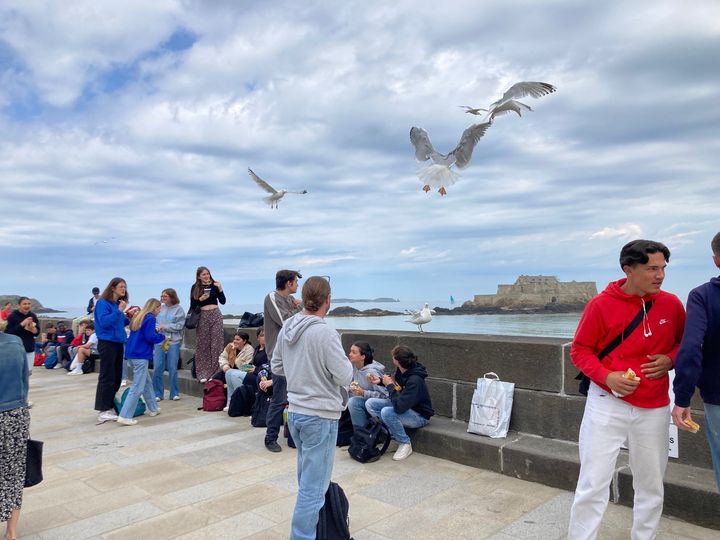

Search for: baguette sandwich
xmin=684 ymin=418 xmax=701 ymax=433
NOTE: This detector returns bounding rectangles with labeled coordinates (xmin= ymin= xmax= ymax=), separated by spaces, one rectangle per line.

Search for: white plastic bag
xmin=467 ymin=372 xmax=515 ymax=438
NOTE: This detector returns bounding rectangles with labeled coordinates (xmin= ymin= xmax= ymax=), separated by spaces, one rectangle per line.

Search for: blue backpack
xmin=43 ymin=349 xmax=58 ymax=369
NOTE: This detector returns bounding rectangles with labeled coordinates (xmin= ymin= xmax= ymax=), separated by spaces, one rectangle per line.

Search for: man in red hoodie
xmin=568 ymin=240 xmax=685 ymax=540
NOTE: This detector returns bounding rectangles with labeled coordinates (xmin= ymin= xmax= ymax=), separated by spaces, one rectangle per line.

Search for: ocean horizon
xmin=40 ymin=300 xmax=580 ymax=339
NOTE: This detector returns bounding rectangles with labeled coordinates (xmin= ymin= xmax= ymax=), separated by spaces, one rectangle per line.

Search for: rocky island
xmin=0 ymin=295 xmax=63 ymax=314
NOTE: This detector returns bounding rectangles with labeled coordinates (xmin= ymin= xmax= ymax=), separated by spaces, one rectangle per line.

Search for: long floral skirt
xmin=0 ymin=407 xmax=30 ymax=522
xmin=195 ymin=308 xmax=224 ymax=380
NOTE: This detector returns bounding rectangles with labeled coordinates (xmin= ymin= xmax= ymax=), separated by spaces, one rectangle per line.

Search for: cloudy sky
xmin=1 ymin=0 xmax=718 ymax=312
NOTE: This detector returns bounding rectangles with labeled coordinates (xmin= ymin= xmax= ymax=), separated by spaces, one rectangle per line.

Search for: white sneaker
xmin=155 ymin=396 xmax=161 ymax=402
xmin=171 ymin=396 xmax=180 ymax=401
xmin=120 ymin=380 xmax=127 ymax=387
xmin=393 ymin=442 xmax=413 ymax=461
xmin=53 ymin=364 xmax=62 ymax=369
xmin=67 ymin=368 xmax=83 ymax=376
xmin=117 ymin=416 xmax=138 ymax=426
xmin=97 ymin=410 xmax=118 ymax=423
xmin=148 ymin=408 xmax=161 ymax=417
xmin=223 ymin=406 xmax=229 ymax=412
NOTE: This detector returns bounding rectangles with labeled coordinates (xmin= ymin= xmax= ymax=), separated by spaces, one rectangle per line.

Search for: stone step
xmin=412 ymin=416 xmax=720 ymax=530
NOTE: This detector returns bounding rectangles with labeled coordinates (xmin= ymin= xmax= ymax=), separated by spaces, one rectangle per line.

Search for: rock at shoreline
xmin=433 ymin=303 xmax=586 ymax=315
xmin=328 ymin=306 xmax=403 ymax=317
xmin=332 ymin=297 xmax=399 ymax=303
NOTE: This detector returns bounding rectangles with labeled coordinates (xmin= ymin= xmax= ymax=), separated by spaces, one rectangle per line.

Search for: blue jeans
xmin=119 ymin=359 xmax=159 ymax=419
xmin=365 ymin=398 xmax=429 ymax=444
xmin=225 ymin=369 xmax=247 ymax=407
xmin=705 ymin=403 xmax=720 ymax=492
xmin=121 ymin=358 xmax=131 ymax=381
xmin=348 ymin=396 xmax=371 ymax=428
xmin=288 ymin=413 xmax=338 ymax=540
xmin=153 ymin=343 xmax=180 ymax=400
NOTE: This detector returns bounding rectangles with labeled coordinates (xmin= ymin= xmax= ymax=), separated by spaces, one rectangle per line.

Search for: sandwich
xmin=622 ymin=368 xmax=641 ymax=381
xmin=684 ymin=418 xmax=701 ymax=433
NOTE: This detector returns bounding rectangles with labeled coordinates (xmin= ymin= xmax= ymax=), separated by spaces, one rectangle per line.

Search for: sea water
xmin=47 ymin=300 xmax=580 ymax=338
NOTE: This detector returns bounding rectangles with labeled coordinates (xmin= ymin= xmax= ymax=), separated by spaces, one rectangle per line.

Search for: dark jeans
xmin=95 ymin=340 xmax=124 ymax=411
xmin=264 ymin=374 xmax=287 ymax=444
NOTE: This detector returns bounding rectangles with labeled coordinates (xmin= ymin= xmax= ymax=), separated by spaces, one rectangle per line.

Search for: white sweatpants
xmin=568 ymin=382 xmax=669 ymax=540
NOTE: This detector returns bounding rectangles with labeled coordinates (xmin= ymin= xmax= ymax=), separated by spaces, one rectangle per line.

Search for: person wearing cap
xmin=72 ymin=287 xmax=101 ymax=335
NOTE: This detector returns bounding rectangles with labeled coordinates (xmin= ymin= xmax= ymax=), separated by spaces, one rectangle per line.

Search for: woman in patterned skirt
xmin=0 ymin=332 xmax=31 ymax=540
xmin=190 ymin=266 xmax=226 ymax=383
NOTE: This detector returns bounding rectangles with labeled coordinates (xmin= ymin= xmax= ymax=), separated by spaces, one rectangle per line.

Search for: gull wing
xmin=449 ymin=122 xmax=491 ymax=170
xmin=248 ymin=168 xmax=277 ymax=194
xmin=491 ymin=100 xmax=533 ymax=118
xmin=496 ymin=81 xmax=556 ymax=103
xmin=409 ymin=127 xmax=437 ymax=162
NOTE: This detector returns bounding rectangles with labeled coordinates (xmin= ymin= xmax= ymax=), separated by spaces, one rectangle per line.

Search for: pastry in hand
xmin=622 ymin=368 xmax=641 ymax=381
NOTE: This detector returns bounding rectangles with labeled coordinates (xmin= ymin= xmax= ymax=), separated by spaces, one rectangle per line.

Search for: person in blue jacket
xmin=94 ymin=278 xmax=137 ymax=424
xmin=117 ymin=298 xmax=164 ymax=426
xmin=672 ymin=231 xmax=720 ymax=492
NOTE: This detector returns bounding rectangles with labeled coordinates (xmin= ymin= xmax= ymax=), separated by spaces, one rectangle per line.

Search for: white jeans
xmin=568 ymin=383 xmax=669 ymax=540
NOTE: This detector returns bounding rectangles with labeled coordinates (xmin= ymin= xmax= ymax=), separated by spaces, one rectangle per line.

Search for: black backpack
xmin=336 ymin=409 xmax=354 ymax=447
xmin=347 ymin=416 xmax=391 ymax=463
xmin=250 ymin=390 xmax=271 ymax=427
xmin=228 ymin=385 xmax=255 ymax=417
xmin=316 ymin=482 xmax=353 ymax=540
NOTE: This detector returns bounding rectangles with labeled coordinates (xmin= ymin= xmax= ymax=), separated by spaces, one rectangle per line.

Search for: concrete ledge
xmin=412 ymin=416 xmax=720 ymax=529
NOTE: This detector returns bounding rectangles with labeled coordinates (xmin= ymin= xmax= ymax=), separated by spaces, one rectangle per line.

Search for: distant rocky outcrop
xmin=0 ymin=295 xmax=62 ymax=314
xmin=328 ymin=306 xmax=403 ymax=317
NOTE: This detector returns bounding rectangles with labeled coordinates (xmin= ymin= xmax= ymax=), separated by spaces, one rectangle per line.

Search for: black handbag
xmin=184 ymin=307 xmax=200 ymax=329
xmin=25 ymin=439 xmax=44 ymax=488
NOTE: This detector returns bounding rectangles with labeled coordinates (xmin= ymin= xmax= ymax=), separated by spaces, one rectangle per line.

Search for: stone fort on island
xmin=466 ymin=275 xmax=597 ymax=309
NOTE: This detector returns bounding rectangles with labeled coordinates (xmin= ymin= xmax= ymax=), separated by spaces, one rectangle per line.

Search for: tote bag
xmin=467 ymin=372 xmax=514 ymax=439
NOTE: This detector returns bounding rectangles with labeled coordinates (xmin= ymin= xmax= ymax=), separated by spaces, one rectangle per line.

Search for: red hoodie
xmin=571 ymin=278 xmax=685 ymax=408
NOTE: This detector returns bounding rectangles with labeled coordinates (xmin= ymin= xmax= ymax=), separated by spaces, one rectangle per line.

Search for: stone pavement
xmin=18 ymin=369 xmax=717 ymax=539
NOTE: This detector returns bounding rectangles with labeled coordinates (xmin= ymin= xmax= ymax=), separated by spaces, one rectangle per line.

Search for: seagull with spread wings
xmin=464 ymin=81 xmax=556 ymax=122
xmin=409 ymin=122 xmax=491 ymax=195
xmin=248 ymin=168 xmax=307 ymax=209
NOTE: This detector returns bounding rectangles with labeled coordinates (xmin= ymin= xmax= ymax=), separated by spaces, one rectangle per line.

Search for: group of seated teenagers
xmin=35 ymin=320 xmax=99 ymax=375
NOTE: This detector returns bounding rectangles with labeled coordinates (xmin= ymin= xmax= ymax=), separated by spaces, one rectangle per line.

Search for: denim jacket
xmin=0 ymin=333 xmax=29 ymax=412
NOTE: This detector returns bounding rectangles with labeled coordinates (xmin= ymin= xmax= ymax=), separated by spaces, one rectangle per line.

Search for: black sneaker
xmin=265 ymin=441 xmax=282 ymax=453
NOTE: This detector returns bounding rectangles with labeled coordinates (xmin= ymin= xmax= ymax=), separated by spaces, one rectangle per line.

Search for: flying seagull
xmin=467 ymin=81 xmax=556 ymax=122
xmin=405 ymin=303 xmax=436 ymax=333
xmin=458 ymin=105 xmax=488 ymax=115
xmin=409 ymin=122 xmax=491 ymax=195
xmin=248 ymin=168 xmax=307 ymax=209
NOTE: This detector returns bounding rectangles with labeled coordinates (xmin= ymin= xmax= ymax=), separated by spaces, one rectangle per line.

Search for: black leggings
xmin=95 ymin=340 xmax=124 ymax=411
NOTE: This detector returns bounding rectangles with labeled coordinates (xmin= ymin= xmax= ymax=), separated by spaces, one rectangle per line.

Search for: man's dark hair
xmin=711 ymin=232 xmax=720 ymax=257
xmin=391 ymin=345 xmax=418 ymax=370
xmin=275 ymin=270 xmax=302 ymax=291
xmin=92 ymin=287 xmax=100 ymax=294
xmin=619 ymin=240 xmax=670 ymax=269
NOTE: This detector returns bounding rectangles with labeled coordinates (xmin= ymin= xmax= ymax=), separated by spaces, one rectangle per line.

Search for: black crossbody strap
xmin=597 ymin=300 xmax=653 ymax=360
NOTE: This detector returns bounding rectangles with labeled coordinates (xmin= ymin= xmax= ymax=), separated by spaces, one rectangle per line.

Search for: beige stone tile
xmin=19 ymin=504 xmax=81 ymax=535
xmin=173 ymin=510 xmax=277 ymax=539
xmin=22 ymin=480 xmax=101 ymax=513
xmin=84 ymin=460 xmax=195 ymax=492
xmin=344 ymin=493 xmax=402 ymax=531
xmin=101 ymin=506 xmax=218 ymax=540
xmin=190 ymin=482 xmax=291 ymax=520
xmin=68 ymin=486 xmax=152 ymax=520
xmin=251 ymin=493 xmax=297 ymax=524
xmin=135 ymin=465 xmax=228 ymax=496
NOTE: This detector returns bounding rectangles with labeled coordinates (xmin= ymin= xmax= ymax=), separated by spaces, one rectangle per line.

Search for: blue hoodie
xmin=125 ymin=314 xmax=166 ymax=360
xmin=94 ymin=298 xmax=129 ymax=343
xmin=673 ymin=276 xmax=720 ymax=407
xmin=0 ymin=333 xmax=28 ymax=413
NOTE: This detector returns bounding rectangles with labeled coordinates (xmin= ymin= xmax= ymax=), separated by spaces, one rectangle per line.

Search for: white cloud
xmin=590 ymin=224 xmax=644 ymax=240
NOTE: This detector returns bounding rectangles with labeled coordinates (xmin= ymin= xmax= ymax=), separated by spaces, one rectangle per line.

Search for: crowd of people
xmin=2 ymin=232 xmax=720 ymax=539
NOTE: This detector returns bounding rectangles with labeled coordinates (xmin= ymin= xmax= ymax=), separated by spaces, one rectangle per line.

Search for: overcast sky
xmin=1 ymin=0 xmax=718 ymax=312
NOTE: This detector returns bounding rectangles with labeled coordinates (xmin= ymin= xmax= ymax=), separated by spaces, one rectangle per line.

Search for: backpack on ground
xmin=202 ymin=379 xmax=226 ymax=411
xmin=316 ymin=482 xmax=353 ymax=540
xmin=347 ymin=416 xmax=391 ymax=463
xmin=250 ymin=390 xmax=271 ymax=427
xmin=228 ymin=384 xmax=255 ymax=417
xmin=81 ymin=354 xmax=99 ymax=374
xmin=336 ymin=408 xmax=354 ymax=447
xmin=34 ymin=352 xmax=47 ymax=367
xmin=113 ymin=387 xmax=146 ymax=417
xmin=43 ymin=349 xmax=58 ymax=369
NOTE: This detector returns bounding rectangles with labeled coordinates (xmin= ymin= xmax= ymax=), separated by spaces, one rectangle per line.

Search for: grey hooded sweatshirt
xmin=271 ymin=312 xmax=353 ymax=420
xmin=351 ymin=360 xmax=389 ymax=399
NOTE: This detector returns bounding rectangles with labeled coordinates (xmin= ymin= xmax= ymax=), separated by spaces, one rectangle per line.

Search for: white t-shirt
xmin=87 ymin=333 xmax=99 ymax=354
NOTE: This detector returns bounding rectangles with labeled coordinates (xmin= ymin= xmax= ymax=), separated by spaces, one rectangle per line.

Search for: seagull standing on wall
xmin=248 ymin=168 xmax=308 ymax=209
xmin=405 ymin=303 xmax=436 ymax=333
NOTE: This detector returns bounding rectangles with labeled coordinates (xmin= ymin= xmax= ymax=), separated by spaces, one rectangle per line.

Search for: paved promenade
xmin=18 ymin=369 xmax=716 ymax=539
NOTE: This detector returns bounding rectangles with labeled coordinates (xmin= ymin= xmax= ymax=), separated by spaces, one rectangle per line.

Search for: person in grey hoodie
xmin=347 ymin=341 xmax=388 ymax=428
xmin=271 ymin=276 xmax=353 ymax=540
xmin=152 ymin=288 xmax=186 ymax=401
